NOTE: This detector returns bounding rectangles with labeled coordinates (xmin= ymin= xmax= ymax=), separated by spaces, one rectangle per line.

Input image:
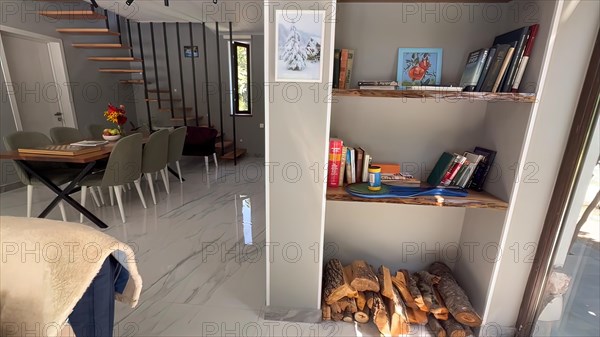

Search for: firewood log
xmin=354 ymin=305 xmax=371 ymax=324
xmin=440 ymin=316 xmax=466 ymax=337
xmin=383 ymin=284 xmax=411 ymax=335
xmin=322 ymin=301 xmax=331 ymax=321
xmin=344 ymin=265 xmax=359 ymax=299
xmin=335 ymin=297 xmax=357 ymax=313
xmin=323 ymin=259 xmax=358 ymax=304
xmin=463 ymin=325 xmax=474 ymax=337
xmin=401 ymin=270 xmax=428 ymax=312
xmin=392 ymin=271 xmax=418 ymax=309
xmin=349 ymin=260 xmax=380 ymax=292
xmin=427 ymin=315 xmax=447 ymax=337
xmin=429 ymin=262 xmax=482 ymax=327
xmin=378 ymin=265 xmax=394 ymax=299
xmin=371 ymin=291 xmax=391 ymax=336
xmin=415 ymin=271 xmax=449 ymax=316
xmin=342 ymin=307 xmax=354 ymax=323
xmin=332 ymin=312 xmax=344 ymax=321
xmin=407 ymin=306 xmax=428 ymax=325
xmin=356 ymin=292 xmax=367 ymax=310
xmin=330 ymin=300 xmax=342 ymax=314
xmin=434 ymin=312 xmax=449 ymax=320
xmin=365 ymin=291 xmax=374 ymax=309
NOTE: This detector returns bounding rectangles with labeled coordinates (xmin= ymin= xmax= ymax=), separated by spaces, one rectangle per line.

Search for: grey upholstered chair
xmin=49 ymin=127 xmax=85 ymax=144
xmin=141 ymin=129 xmax=170 ymax=204
xmin=87 ymin=124 xmax=108 ymax=140
xmin=79 ymin=133 xmax=146 ymax=223
xmin=3 ymin=131 xmax=75 ymax=221
xmin=167 ymin=127 xmax=187 ymax=185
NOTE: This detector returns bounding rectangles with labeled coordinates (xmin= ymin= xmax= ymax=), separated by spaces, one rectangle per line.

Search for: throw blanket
xmin=0 ymin=216 xmax=142 ymax=337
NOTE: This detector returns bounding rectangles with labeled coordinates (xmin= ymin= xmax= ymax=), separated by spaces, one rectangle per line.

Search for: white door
xmin=1 ymin=33 xmax=65 ymax=133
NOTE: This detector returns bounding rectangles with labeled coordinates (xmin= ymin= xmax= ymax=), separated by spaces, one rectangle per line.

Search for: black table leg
xmin=15 ymin=160 xmax=109 ymax=229
xmin=167 ymin=166 xmax=185 ymax=182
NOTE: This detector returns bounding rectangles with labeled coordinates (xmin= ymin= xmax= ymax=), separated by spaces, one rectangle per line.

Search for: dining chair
xmin=3 ymin=131 xmax=75 ymax=221
xmin=167 ymin=127 xmax=187 ymax=185
xmin=141 ymin=129 xmax=170 ymax=205
xmin=182 ymin=126 xmax=219 ymax=175
xmin=88 ymin=124 xmax=108 ymax=140
xmin=49 ymin=127 xmax=85 ymax=144
xmin=78 ymin=133 xmax=147 ymax=223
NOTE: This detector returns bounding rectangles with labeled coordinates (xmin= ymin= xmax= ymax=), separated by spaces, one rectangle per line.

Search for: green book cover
xmin=427 ymin=152 xmax=455 ymax=186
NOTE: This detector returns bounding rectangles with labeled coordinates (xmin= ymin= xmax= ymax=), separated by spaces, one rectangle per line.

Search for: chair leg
xmin=146 ymin=173 xmax=157 ymax=205
xmin=114 ymin=185 xmax=126 ymax=223
xmin=205 ymin=156 xmax=209 ymax=175
xmin=213 ymin=152 xmax=218 ymax=169
xmin=134 ymin=179 xmax=147 ymax=209
xmin=96 ymin=187 xmax=105 ymax=206
xmin=80 ymin=186 xmax=87 ymax=223
xmin=108 ymin=186 xmax=114 ymax=206
xmin=176 ymin=161 xmax=183 ymax=184
xmin=58 ymin=202 xmax=67 ymax=222
xmin=27 ymin=185 xmax=33 ymax=218
xmin=160 ymin=167 xmax=170 ymax=194
xmin=89 ymin=186 xmax=101 ymax=207
xmin=127 ymin=183 xmax=132 ymax=190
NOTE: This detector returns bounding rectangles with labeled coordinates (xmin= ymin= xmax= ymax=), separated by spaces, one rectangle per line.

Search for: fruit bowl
xmin=102 ymin=134 xmax=121 ymax=141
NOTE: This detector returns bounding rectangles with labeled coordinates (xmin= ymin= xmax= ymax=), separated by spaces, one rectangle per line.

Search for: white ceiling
xmin=93 ymin=0 xmax=264 ymax=33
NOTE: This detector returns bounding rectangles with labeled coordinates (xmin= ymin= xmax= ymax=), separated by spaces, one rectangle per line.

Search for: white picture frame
xmin=275 ymin=9 xmax=325 ymax=83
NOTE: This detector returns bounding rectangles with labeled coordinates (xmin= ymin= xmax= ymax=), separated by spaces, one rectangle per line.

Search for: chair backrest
xmin=141 ymin=129 xmax=169 ymax=174
xmin=182 ymin=127 xmax=218 ymax=157
xmin=88 ymin=124 xmax=108 ymax=140
xmin=102 ymin=133 xmax=143 ymax=187
xmin=3 ymin=131 xmax=54 ymax=185
xmin=49 ymin=127 xmax=84 ymax=144
xmin=168 ymin=127 xmax=187 ymax=164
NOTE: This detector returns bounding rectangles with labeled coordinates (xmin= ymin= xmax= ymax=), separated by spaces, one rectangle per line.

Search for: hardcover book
xmin=327 ymin=139 xmax=344 ymax=187
xmin=492 ymin=47 xmax=515 ymax=92
xmin=345 ymin=49 xmax=355 ymax=89
xmin=512 ymin=24 xmax=540 ymax=92
xmin=469 ymin=147 xmax=497 ymax=191
xmin=479 ymin=44 xmax=512 ymax=92
xmin=357 ymin=81 xmax=399 ymax=86
xmin=459 ymin=48 xmax=490 ymax=90
xmin=338 ymin=146 xmax=347 ymax=187
xmin=333 ymin=49 xmax=341 ymax=88
xmin=475 ymin=47 xmax=497 ymax=92
xmin=356 ymin=147 xmax=365 ymax=183
xmin=427 ymin=152 xmax=456 ymax=186
xmin=339 ymin=49 xmax=349 ymax=89
xmin=346 ymin=147 xmax=354 ymax=184
xmin=441 ymin=154 xmax=467 ymax=186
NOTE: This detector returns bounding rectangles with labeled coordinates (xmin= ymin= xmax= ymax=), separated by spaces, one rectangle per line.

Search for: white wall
xmin=265 ymin=0 xmax=336 ymax=310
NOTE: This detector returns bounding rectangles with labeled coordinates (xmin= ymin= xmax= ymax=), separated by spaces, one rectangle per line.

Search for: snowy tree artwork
xmin=275 ymin=10 xmax=325 ymax=82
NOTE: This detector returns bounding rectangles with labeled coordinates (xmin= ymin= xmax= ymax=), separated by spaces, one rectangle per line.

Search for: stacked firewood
xmin=322 ymin=259 xmax=482 ymax=337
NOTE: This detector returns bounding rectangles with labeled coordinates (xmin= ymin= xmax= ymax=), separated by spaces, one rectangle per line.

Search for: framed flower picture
xmin=275 ymin=9 xmax=325 ymax=82
xmin=396 ymin=48 xmax=443 ymax=88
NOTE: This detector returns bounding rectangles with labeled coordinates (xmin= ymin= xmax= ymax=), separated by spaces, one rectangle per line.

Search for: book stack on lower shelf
xmin=427 ymin=147 xmax=496 ymax=191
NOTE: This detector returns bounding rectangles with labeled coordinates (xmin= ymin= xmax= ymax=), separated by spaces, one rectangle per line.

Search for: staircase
xmin=36 ymin=1 xmax=245 ymax=161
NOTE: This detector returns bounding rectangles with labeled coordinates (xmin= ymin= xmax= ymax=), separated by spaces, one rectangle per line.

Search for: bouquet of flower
xmin=103 ymin=103 xmax=127 ymax=136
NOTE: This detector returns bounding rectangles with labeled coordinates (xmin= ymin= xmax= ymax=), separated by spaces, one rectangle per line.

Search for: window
xmin=231 ymin=41 xmax=251 ymax=116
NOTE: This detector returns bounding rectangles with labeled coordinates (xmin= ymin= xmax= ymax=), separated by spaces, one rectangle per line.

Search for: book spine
xmin=356 ymin=148 xmax=364 ymax=183
xmin=441 ymin=156 xmax=466 ymax=186
xmin=327 ymin=139 xmax=343 ymax=187
xmin=481 ymin=45 xmax=509 ymax=92
xmin=501 ymin=27 xmax=530 ymax=92
xmin=492 ymin=47 xmax=515 ymax=92
xmin=475 ymin=47 xmax=496 ymax=92
xmin=338 ymin=146 xmax=347 ymax=187
xmin=350 ymin=148 xmax=356 ymax=183
xmin=333 ymin=49 xmax=340 ymax=89
xmin=469 ymin=152 xmax=496 ymax=191
xmin=339 ymin=49 xmax=349 ymax=89
xmin=512 ymin=24 xmax=539 ymax=92
xmin=345 ymin=50 xmax=355 ymax=89
xmin=346 ymin=148 xmax=353 ymax=184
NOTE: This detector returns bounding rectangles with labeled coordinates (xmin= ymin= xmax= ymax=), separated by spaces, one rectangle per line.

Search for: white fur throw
xmin=0 ymin=216 xmax=142 ymax=337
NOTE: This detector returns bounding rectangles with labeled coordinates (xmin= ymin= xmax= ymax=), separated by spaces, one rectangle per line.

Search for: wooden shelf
xmin=72 ymin=43 xmax=131 ymax=49
xmin=215 ymin=140 xmax=233 ymax=149
xmin=326 ymin=186 xmax=508 ymax=210
xmin=88 ymin=57 xmax=142 ymax=62
xmin=333 ymin=89 xmax=536 ymax=103
xmin=39 ymin=10 xmax=107 ymax=20
xmin=98 ymin=68 xmax=143 ymax=74
xmin=57 ymin=28 xmax=119 ymax=35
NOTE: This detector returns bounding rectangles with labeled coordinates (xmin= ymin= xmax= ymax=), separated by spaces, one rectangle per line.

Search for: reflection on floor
xmin=0 ymin=157 xmax=372 ymax=336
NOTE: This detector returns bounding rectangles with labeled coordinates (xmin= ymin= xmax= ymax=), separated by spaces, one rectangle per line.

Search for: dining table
xmin=0 ymin=143 xmax=119 ymax=228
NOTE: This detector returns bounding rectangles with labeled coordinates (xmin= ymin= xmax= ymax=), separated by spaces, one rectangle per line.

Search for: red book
xmin=511 ymin=24 xmax=539 ymax=92
xmin=440 ymin=155 xmax=467 ymax=186
xmin=328 ymin=139 xmax=344 ymax=187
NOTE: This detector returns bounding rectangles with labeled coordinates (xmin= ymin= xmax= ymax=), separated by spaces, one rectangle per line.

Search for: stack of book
xmin=459 ymin=24 xmax=539 ymax=93
xmin=333 ymin=49 xmax=355 ymax=89
xmin=427 ymin=147 xmax=496 ymax=191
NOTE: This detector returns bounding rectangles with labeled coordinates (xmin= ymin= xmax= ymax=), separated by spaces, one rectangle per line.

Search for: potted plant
xmin=102 ymin=103 xmax=127 ymax=141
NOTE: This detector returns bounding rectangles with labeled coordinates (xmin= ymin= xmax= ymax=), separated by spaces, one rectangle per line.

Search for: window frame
xmin=231 ymin=41 xmax=252 ymax=117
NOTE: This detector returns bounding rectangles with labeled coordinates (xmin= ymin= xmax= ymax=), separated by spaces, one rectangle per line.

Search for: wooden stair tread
xmin=119 ymin=79 xmax=145 ymax=85
xmin=215 ymin=140 xmax=233 ymax=149
xmin=145 ymin=98 xmax=181 ymax=102
xmin=98 ymin=68 xmax=143 ymax=73
xmin=159 ymin=107 xmax=192 ymax=112
xmin=222 ymin=148 xmax=246 ymax=160
xmin=72 ymin=43 xmax=131 ymax=49
xmin=39 ymin=10 xmax=107 ymax=20
xmin=57 ymin=28 xmax=119 ymax=35
xmin=88 ymin=57 xmax=142 ymax=62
